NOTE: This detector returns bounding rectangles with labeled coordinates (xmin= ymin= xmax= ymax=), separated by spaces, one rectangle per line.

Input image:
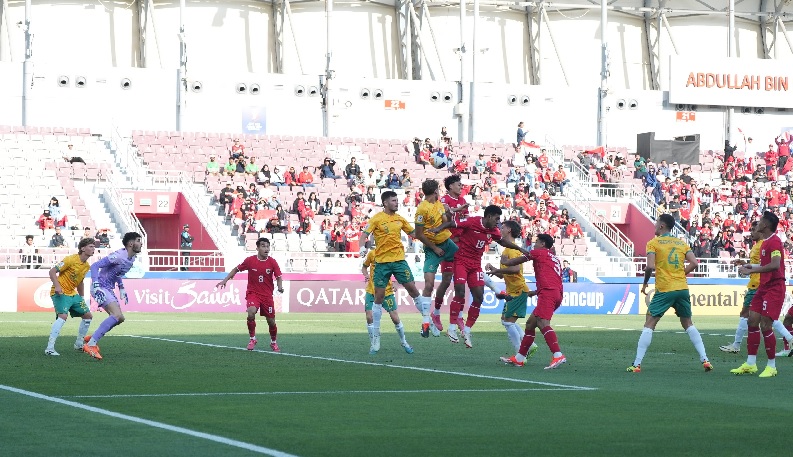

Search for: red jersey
xmin=525 ymin=248 xmax=563 ymax=292
xmin=441 ymin=194 xmax=468 ymax=238
xmin=454 ymin=216 xmax=501 ymax=264
xmin=759 ymin=234 xmax=786 ymax=285
xmin=237 ymin=255 xmax=282 ymax=298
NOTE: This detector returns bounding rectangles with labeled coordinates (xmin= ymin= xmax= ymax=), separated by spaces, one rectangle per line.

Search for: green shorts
xmin=373 ymin=260 xmax=414 ymax=289
xmin=423 ymin=238 xmax=459 ymax=274
xmin=364 ymin=292 xmax=397 ymax=312
xmin=502 ymin=292 xmax=529 ymax=319
xmin=52 ymin=294 xmax=90 ymax=318
xmin=743 ymin=289 xmax=756 ymax=308
xmin=648 ymin=289 xmax=692 ymax=318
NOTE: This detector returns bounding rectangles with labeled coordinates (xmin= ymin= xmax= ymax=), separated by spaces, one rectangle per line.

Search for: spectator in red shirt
xmin=297 ymin=166 xmax=315 ymax=187
xmin=537 ymin=150 xmax=549 ymax=169
xmin=552 ymin=165 xmax=570 ymax=196
xmin=230 ymin=138 xmax=246 ymax=159
xmin=764 ymin=144 xmax=778 ymax=174
xmin=566 ymin=218 xmax=583 ymax=239
xmin=453 ymin=155 xmax=470 ymax=175
xmin=486 ymin=154 xmax=503 ymax=175
xmin=776 ymin=134 xmax=792 ymax=169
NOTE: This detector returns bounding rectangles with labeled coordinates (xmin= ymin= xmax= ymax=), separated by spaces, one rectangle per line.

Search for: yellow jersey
xmin=363 ymin=251 xmax=395 ymax=296
xmin=501 ymin=248 xmax=530 ymax=297
xmin=415 ymin=200 xmax=451 ymax=245
xmin=50 ymin=254 xmax=90 ymax=296
xmin=747 ymin=241 xmax=762 ymax=290
xmin=364 ymin=212 xmax=413 ymax=264
xmin=646 ymin=234 xmax=691 ymax=293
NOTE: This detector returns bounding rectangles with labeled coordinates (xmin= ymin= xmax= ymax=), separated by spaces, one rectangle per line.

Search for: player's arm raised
xmin=500 ymin=252 xmax=530 ymax=267
xmin=495 ymin=237 xmax=525 ymax=254
xmin=642 ymin=252 xmax=656 ymax=295
xmin=216 ymin=266 xmax=240 ymax=289
xmin=683 ymin=250 xmax=699 ymax=275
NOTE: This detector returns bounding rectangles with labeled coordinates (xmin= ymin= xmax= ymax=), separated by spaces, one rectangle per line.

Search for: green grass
xmin=0 ymin=313 xmax=790 ymax=456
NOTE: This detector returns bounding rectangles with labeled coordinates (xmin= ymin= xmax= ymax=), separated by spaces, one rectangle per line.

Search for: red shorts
xmin=750 ymin=284 xmax=785 ymax=319
xmin=454 ymin=261 xmax=484 ymax=287
xmin=440 ymin=260 xmax=454 ymax=274
xmin=532 ymin=288 xmax=563 ymax=320
xmin=246 ymin=293 xmax=275 ymax=318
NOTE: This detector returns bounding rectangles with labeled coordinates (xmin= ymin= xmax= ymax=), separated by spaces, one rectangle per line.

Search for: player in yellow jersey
xmin=359 ymin=190 xmax=424 ymax=354
xmin=45 ymin=238 xmax=97 ymax=356
xmin=362 ymin=250 xmax=409 ymax=354
xmin=628 ymin=214 xmax=713 ymax=373
xmin=484 ymin=220 xmax=538 ymax=358
xmin=413 ymin=179 xmax=458 ymax=338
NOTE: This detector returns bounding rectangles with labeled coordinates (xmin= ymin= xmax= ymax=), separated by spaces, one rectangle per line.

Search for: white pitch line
xmin=121 ymin=335 xmax=597 ymax=391
xmin=62 ymin=387 xmax=575 ymax=399
xmin=0 ymin=385 xmax=298 ymax=457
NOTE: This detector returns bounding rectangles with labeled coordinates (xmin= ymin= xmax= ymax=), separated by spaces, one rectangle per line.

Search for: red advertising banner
xmin=18 ymin=277 xmax=59 ymax=312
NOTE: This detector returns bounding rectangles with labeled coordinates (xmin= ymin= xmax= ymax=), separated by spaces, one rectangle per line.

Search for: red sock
xmin=465 ymin=302 xmax=481 ymax=328
xmin=747 ymin=326 xmax=760 ymax=356
xmin=541 ymin=326 xmax=561 ymax=354
xmin=434 ymin=295 xmax=444 ymax=310
xmin=763 ymin=329 xmax=777 ymax=360
xmin=247 ymin=319 xmax=256 ymax=338
xmin=785 ymin=324 xmax=793 ymax=350
xmin=269 ymin=324 xmax=278 ymax=342
xmin=449 ymin=297 xmax=463 ymax=324
xmin=518 ymin=328 xmax=536 ymax=357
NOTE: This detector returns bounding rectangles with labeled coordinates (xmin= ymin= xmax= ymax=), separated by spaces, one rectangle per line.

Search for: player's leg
xmin=721 ymin=294 xmax=752 ymax=353
xmin=384 ymin=295 xmax=412 ymax=353
xmin=628 ymin=292 xmax=667 ymax=372
xmin=71 ymin=298 xmax=93 ymax=351
xmin=433 ymin=263 xmax=454 ymax=331
xmin=245 ymin=305 xmax=258 ymax=350
xmin=531 ymin=291 xmax=566 ymax=369
xmin=461 ymin=269 xmax=485 ymax=348
xmin=501 ymin=292 xmax=531 ymax=353
xmin=391 ymin=259 xmax=425 ymax=335
xmin=46 ymin=294 xmax=71 ymax=355
xmin=731 ymin=290 xmax=766 ymax=374
xmin=85 ymin=292 xmax=125 ymax=359
xmin=501 ymin=312 xmax=540 ymax=367
xmin=421 ymin=250 xmax=441 ymax=337
xmin=448 ymin=262 xmax=468 ymax=340
xmin=776 ymin=310 xmax=793 ymax=356
xmin=758 ymin=314 xmax=778 ymax=377
xmin=674 ymin=291 xmax=711 ymax=371
xmin=261 ymin=300 xmax=279 ymax=352
xmin=365 ymin=292 xmax=378 ymax=354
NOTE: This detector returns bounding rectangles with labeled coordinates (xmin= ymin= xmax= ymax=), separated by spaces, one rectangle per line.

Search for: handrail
xmin=180 ymin=177 xmax=234 ymax=252
xmin=103 ymin=185 xmax=148 ymax=249
xmin=564 ymin=184 xmax=635 ymax=258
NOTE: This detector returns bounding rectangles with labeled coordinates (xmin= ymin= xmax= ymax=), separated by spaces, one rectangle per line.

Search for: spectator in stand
xmin=321 ymin=198 xmax=334 ymax=216
xmin=552 ymin=165 xmax=570 ymax=196
xmin=473 ymin=153 xmax=486 ymax=175
xmin=679 ymin=166 xmax=693 ymax=185
xmin=306 ymin=192 xmax=320 ymax=213
xmin=657 ymin=160 xmax=670 ymax=178
xmin=36 ymin=210 xmax=55 ymax=232
xmin=223 ymin=158 xmax=236 ymax=177
xmin=386 ymin=167 xmax=401 ymax=189
xmin=332 ymin=200 xmax=345 ymax=215
xmin=487 ymin=154 xmax=503 ymax=175
xmin=62 ymin=144 xmax=86 ymax=164
xmin=82 ymin=227 xmax=92 ymax=240
xmin=265 ymin=217 xmax=283 ymax=234
xmin=724 ymin=140 xmax=736 ymax=162
xmin=245 ymin=157 xmax=259 ymax=176
xmin=319 ymin=157 xmax=341 ymax=180
xmin=331 ymin=226 xmax=346 ymax=253
xmin=566 ymin=218 xmax=583 ymax=240
xmin=441 ymin=126 xmax=450 ymax=143
xmin=271 ymin=166 xmax=286 ymax=187
xmin=776 ymin=134 xmax=792 ymax=169
xmin=47 ymin=197 xmax=65 ymax=227
xmin=297 ymin=166 xmax=315 ymax=187
xmin=20 ymin=235 xmax=42 ymax=269
xmin=667 ymin=195 xmax=681 ymax=223
xmin=400 ymin=169 xmax=412 ymax=188
xmin=376 ymin=170 xmax=388 ymax=188
xmin=179 ymin=224 xmax=194 ymax=271
xmin=412 ymin=137 xmax=422 ymax=162
xmin=344 ymin=157 xmax=361 ymax=180
xmin=453 ymin=155 xmax=470 ymax=176
xmin=95 ymin=229 xmax=111 ymax=248
xmin=284 ymin=166 xmax=298 ymax=188
xmin=536 ymin=149 xmax=550 ymax=170
xmin=206 ymin=155 xmax=220 ymax=176
xmin=516 ymin=121 xmax=528 ymax=146
xmin=230 ymin=138 xmax=246 ymax=158
xmin=291 ymin=192 xmax=306 ymax=215
xmin=418 ymin=145 xmax=431 ymax=169
xmin=561 ymin=260 xmax=577 ymax=283
xmin=352 ymin=171 xmax=366 ymax=190
xmin=257 ymin=164 xmax=271 ymax=185
xmin=364 ymin=169 xmax=377 ymax=188
xmin=365 ymin=186 xmax=377 ymax=204
xmin=50 ymin=227 xmax=66 ymax=248
xmin=764 ymin=144 xmax=778 ymax=174
xmin=218 ymin=182 xmax=234 ymax=211
xmin=235 ymin=156 xmax=247 ymax=175
xmin=633 ymin=154 xmax=648 ymax=180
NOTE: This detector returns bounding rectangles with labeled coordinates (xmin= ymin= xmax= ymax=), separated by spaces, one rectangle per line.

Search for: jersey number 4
xmin=667 ymin=248 xmax=681 ymax=269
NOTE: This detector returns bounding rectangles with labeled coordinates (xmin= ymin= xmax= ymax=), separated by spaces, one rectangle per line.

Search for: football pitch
xmin=1 ymin=312 xmax=789 ymax=456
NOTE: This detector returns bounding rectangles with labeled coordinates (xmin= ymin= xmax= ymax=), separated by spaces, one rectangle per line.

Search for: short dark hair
xmin=483 ymin=205 xmax=502 ymax=218
xmin=502 ymin=220 xmax=521 ymax=238
xmin=256 ymin=237 xmax=271 ymax=247
xmin=381 ymin=190 xmax=397 ymax=202
xmin=658 ymin=214 xmax=675 ymax=231
xmin=762 ymin=211 xmax=779 ymax=232
xmin=443 ymin=174 xmax=462 ymax=190
xmin=25 ymin=235 xmax=33 ymax=241
xmin=122 ymin=232 xmax=142 ymax=247
xmin=536 ymin=233 xmax=554 ymax=248
xmin=421 ymin=179 xmax=439 ymax=196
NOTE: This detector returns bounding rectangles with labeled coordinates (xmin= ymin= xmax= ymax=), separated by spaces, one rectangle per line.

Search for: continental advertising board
xmin=639 ymin=285 xmax=793 ymax=316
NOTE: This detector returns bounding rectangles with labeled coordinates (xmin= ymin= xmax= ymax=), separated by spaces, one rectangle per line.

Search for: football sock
xmin=395 ymin=322 xmax=407 ymax=344
xmin=483 ymin=274 xmax=498 ymax=293
xmin=372 ymin=303 xmax=383 ymax=329
xmin=786 ymin=324 xmax=793 ymax=349
xmin=413 ymin=296 xmax=423 ymax=314
xmin=733 ymin=317 xmax=748 ymax=346
xmin=516 ymin=327 xmax=537 ymax=362
xmin=434 ymin=295 xmax=443 ymax=311
xmin=247 ymin=319 xmax=256 ymax=338
xmin=685 ymin=326 xmax=708 ymax=363
xmin=501 ymin=321 xmax=521 ymax=351
xmin=419 ymin=296 xmax=431 ymax=324
xmin=76 ymin=318 xmax=91 ymax=342
xmin=268 ymin=324 xmax=277 ymax=342
xmin=772 ymin=320 xmax=793 ymax=344
xmin=747 ymin=325 xmax=761 ymax=358
xmin=47 ymin=318 xmax=67 ymax=348
xmin=762 ymin=329 xmax=776 ymax=361
xmin=449 ymin=297 xmax=463 ymax=327
xmin=541 ymin=326 xmax=562 ymax=354
xmin=90 ymin=315 xmax=119 ymax=344
xmin=767 ymin=358 xmax=776 ymax=369
xmin=465 ymin=302 xmax=481 ymax=329
xmin=633 ymin=327 xmax=653 ymax=367
xmin=367 ymin=324 xmax=375 ymax=341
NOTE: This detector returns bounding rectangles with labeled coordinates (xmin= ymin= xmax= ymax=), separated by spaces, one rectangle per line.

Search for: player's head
xmin=750 ymin=220 xmax=761 ymax=241
xmin=256 ymin=237 xmax=271 ymax=256
xmin=122 ymin=232 xmax=143 ymax=253
xmin=77 ymin=237 xmax=96 ymax=257
xmin=381 ymin=191 xmax=398 ymax=211
xmin=421 ymin=179 xmax=439 ymax=198
xmin=443 ymin=174 xmax=462 ymax=195
xmin=759 ymin=211 xmax=779 ymax=233
xmin=534 ymin=233 xmax=554 ymax=250
xmin=501 ymin=220 xmax=521 ymax=240
xmin=482 ymin=205 xmax=502 ymax=228
xmin=655 ymin=214 xmax=675 ymax=235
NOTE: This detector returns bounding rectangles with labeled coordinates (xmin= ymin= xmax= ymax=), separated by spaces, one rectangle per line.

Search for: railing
xmin=564 ymin=184 xmax=635 ymax=258
xmin=103 ymin=186 xmax=148 ymax=249
xmin=147 ymin=249 xmax=226 ymax=272
xmin=180 ymin=180 xmax=234 ymax=252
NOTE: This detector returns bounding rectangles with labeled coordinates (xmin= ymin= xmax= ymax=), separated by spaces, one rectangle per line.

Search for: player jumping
xmin=434 ymin=174 xmax=470 ymax=334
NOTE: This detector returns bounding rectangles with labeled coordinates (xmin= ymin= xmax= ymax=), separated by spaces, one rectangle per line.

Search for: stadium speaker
xmin=308 ymin=86 xmax=319 ymax=97
xmin=443 ymin=92 xmax=453 ymax=102
xmin=75 ymin=76 xmax=87 ymax=88
xmin=520 ymin=95 xmax=530 ymax=106
xmin=250 ymin=84 xmax=260 ymax=95
xmin=629 ymin=99 xmax=638 ymax=110
xmin=191 ymin=81 xmax=203 ymax=93
xmin=236 ymin=83 xmax=247 ymax=94
xmin=507 ymin=95 xmax=517 ymax=105
xmin=120 ymin=78 xmax=132 ymax=90
xmin=616 ymin=99 xmax=626 ymax=110
xmin=755 ymin=107 xmax=765 ymax=114
xmin=741 ymin=107 xmax=751 ymax=114
xmin=430 ymin=92 xmax=440 ymax=102
xmin=294 ymin=85 xmax=305 ymax=96
xmin=688 ymin=104 xmax=698 ymax=112
xmin=360 ymin=88 xmax=370 ymax=99
xmin=675 ymin=104 xmax=685 ymax=111
xmin=373 ymin=89 xmax=383 ymax=99
xmin=57 ymin=76 xmax=69 ymax=87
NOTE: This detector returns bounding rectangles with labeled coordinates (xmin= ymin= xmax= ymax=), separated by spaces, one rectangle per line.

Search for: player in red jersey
xmin=496 ymin=233 xmax=567 ymax=369
xmin=430 ymin=205 xmax=528 ymax=348
xmin=433 ymin=174 xmax=470 ymax=334
xmin=217 ymin=238 xmax=284 ymax=352
xmin=733 ymin=211 xmax=786 ymax=377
